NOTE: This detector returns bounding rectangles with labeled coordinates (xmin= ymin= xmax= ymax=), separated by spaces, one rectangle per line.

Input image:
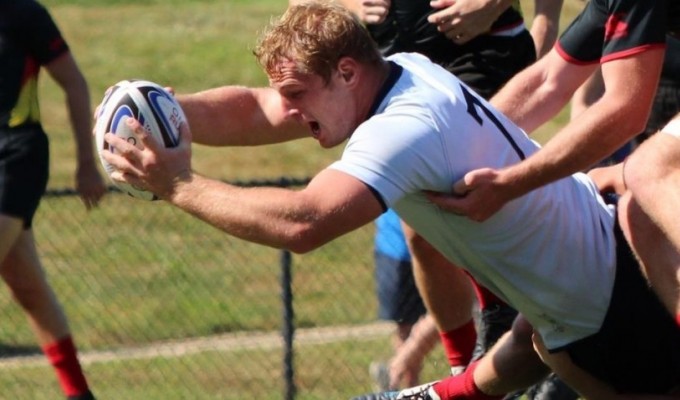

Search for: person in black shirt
xmin=0 ymin=1 xmax=105 ymax=399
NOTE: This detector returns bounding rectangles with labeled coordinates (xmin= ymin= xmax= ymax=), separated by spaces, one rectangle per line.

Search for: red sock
xmin=439 ymin=319 xmax=476 ymax=367
xmin=432 ymin=360 xmax=503 ymax=400
xmin=42 ymin=336 xmax=90 ymax=396
xmin=470 ymin=279 xmax=504 ymax=310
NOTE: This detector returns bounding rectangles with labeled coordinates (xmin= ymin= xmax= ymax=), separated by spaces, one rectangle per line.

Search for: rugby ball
xmin=94 ymin=80 xmax=186 ymax=201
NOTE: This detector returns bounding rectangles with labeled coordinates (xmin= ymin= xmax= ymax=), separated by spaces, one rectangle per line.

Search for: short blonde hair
xmin=254 ymin=1 xmax=383 ymax=84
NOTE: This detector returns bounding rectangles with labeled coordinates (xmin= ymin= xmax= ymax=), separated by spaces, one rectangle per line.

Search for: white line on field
xmin=0 ymin=321 xmax=393 ymax=369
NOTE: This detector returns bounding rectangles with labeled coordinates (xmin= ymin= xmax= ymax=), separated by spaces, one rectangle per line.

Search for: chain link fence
xmin=0 ymin=181 xmax=447 ymax=399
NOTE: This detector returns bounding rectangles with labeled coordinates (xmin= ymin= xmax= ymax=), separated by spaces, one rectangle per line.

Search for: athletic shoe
xmin=350 ymin=391 xmax=400 ymax=400
xmin=369 ymin=361 xmax=391 ymax=392
xmin=67 ymin=390 xmax=96 ymax=400
xmin=471 ymin=303 xmax=518 ymax=361
xmin=525 ymin=373 xmax=579 ymax=400
xmin=351 ymin=381 xmax=441 ymax=400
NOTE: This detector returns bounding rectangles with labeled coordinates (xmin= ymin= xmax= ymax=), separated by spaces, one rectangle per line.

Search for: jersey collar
xmin=366 ymin=61 xmax=403 ymax=118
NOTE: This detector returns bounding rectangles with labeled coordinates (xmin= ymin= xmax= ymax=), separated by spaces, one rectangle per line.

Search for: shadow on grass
xmin=0 ymin=344 xmax=40 ymax=358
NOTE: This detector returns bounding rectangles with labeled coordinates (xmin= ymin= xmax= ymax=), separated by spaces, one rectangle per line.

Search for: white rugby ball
xmin=94 ymin=79 xmax=186 ymax=201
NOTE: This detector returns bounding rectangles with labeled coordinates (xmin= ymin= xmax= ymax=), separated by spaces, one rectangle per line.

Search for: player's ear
xmin=337 ymin=57 xmax=357 ymax=84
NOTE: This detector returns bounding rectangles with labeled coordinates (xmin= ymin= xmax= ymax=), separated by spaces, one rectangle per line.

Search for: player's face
xmin=269 ymin=61 xmax=360 ymax=148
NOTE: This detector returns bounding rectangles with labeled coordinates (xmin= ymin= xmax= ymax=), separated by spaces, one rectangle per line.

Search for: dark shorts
xmin=639 ymin=82 xmax=680 ymax=142
xmin=374 ymin=251 xmax=426 ymax=324
xmin=440 ymin=30 xmax=536 ymax=100
xmin=0 ymin=125 xmax=49 ymax=228
xmin=563 ymin=220 xmax=680 ymax=394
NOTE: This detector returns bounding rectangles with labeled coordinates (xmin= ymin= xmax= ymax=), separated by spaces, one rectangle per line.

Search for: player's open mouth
xmin=309 ymin=121 xmax=320 ymax=138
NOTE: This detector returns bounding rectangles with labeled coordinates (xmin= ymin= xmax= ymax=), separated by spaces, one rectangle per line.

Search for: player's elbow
xmin=281 ymin=223 xmax=328 ymax=254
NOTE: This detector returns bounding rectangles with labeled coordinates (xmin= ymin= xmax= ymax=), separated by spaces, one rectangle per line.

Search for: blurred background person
xmin=0 ymin=1 xmax=106 ymax=399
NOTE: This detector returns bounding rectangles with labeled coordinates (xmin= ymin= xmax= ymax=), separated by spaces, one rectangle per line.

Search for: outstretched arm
xmin=101 ymin=118 xmax=384 ymax=253
xmin=176 ymin=86 xmax=308 ymax=147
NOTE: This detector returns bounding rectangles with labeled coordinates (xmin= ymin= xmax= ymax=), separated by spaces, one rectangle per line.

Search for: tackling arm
xmin=499 ymin=48 xmax=664 ymax=194
xmin=491 ymin=49 xmax=594 ymax=133
xmin=430 ymin=48 xmax=665 ymax=222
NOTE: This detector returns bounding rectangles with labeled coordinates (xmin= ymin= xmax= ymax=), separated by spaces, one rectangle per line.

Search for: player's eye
xmin=285 ymin=90 xmax=304 ymax=100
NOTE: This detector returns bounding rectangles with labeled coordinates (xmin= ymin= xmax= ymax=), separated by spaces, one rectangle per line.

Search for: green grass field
xmin=0 ymin=0 xmax=581 ymax=398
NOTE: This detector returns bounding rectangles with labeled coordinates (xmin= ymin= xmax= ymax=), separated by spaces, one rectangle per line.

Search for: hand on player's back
xmin=424 ymin=167 xmax=512 ymax=222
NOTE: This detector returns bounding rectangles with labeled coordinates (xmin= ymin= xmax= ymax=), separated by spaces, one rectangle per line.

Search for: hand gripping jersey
xmin=329 ymin=52 xmax=618 ymax=350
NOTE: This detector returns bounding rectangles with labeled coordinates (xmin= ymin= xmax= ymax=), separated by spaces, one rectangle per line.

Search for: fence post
xmin=280 ymin=249 xmax=296 ymax=400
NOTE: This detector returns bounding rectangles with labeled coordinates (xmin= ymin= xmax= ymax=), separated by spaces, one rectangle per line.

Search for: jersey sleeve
xmin=328 ymin=111 xmax=450 ymax=208
xmin=557 ymin=0 xmax=668 ymax=64
xmin=16 ymin=0 xmax=69 ymax=65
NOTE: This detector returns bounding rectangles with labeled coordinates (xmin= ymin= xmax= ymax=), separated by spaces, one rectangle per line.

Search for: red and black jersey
xmin=557 ymin=0 xmax=680 ymax=64
xmin=0 ymin=0 xmax=69 ymax=128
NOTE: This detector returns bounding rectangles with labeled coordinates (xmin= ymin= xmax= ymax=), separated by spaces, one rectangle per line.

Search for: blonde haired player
xmin=100 ymin=2 xmax=680 ymax=398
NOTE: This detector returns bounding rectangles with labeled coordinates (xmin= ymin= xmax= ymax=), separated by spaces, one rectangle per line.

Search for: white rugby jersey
xmin=329 ymin=52 xmax=618 ymax=350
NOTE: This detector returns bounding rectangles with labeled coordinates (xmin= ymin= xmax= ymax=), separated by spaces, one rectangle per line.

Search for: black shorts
xmin=439 ymin=30 xmax=536 ymax=100
xmin=639 ymin=82 xmax=680 ymax=142
xmin=374 ymin=251 xmax=427 ymax=324
xmin=0 ymin=125 xmax=49 ymax=228
xmin=563 ymin=220 xmax=680 ymax=394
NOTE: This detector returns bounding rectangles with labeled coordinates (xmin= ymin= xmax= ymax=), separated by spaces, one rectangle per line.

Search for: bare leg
xmin=389 ymin=314 xmax=440 ymax=388
xmin=0 ymin=214 xmax=91 ymax=398
xmin=617 ymin=191 xmax=680 ymax=317
xmin=0 ymin=227 xmax=70 ymax=345
xmin=623 ymin=122 xmax=680 ymax=316
xmin=403 ymin=225 xmax=476 ymax=333
xmin=474 ymin=315 xmax=549 ymax=395
xmin=427 ymin=315 xmax=549 ymax=398
xmin=532 ymin=333 xmax=680 ymax=400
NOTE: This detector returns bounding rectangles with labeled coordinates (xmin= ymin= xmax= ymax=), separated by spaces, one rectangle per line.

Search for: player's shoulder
xmin=1 ymin=0 xmax=54 ymax=27
xmin=4 ymin=0 xmax=48 ymax=15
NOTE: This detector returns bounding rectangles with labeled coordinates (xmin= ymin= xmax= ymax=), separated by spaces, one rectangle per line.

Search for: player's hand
xmin=587 ymin=163 xmax=626 ymax=195
xmin=343 ymin=0 xmax=391 ymax=24
xmin=428 ymin=0 xmax=508 ymax=44
xmin=425 ymin=167 xmax=512 ymax=222
xmin=75 ymin=160 xmax=107 ymax=210
xmin=101 ymin=118 xmax=193 ymax=201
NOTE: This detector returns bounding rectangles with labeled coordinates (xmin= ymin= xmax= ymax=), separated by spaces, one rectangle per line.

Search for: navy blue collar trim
xmin=367 ymin=61 xmax=403 ymax=118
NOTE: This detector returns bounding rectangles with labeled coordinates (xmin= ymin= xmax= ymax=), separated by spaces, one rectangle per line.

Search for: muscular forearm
xmin=164 ymin=169 xmax=382 ymax=253
xmin=501 ymin=49 xmax=662 ymax=196
xmin=176 ymin=86 xmax=306 ymax=147
xmin=168 ymin=173 xmax=327 ymax=252
xmin=492 ymin=72 xmax=570 ymax=133
xmin=502 ymin=93 xmax=651 ymax=196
